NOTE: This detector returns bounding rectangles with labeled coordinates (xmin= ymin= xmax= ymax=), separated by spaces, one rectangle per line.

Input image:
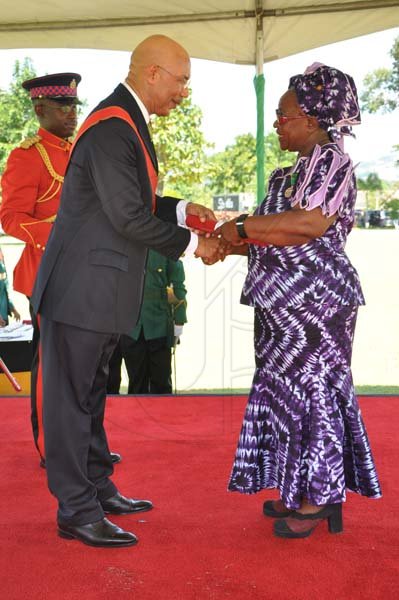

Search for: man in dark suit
xmin=31 ymin=34 xmax=222 ymax=548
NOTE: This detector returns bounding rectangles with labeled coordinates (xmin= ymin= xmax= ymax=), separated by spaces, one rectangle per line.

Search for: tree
xmin=394 ymin=144 xmax=399 ymax=169
xmin=357 ymin=172 xmax=385 ymax=210
xmin=151 ymin=95 xmax=211 ymax=197
xmin=206 ymin=131 xmax=296 ymax=197
xmin=357 ymin=172 xmax=383 ymax=192
xmin=361 ymin=36 xmax=399 ymax=113
xmin=383 ymin=197 xmax=399 ymax=221
xmin=206 ymin=133 xmax=257 ymax=195
xmin=0 ymin=58 xmax=38 ymax=172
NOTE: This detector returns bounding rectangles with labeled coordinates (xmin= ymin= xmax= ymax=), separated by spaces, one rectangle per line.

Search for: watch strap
xmin=236 ymin=213 xmax=249 ymax=239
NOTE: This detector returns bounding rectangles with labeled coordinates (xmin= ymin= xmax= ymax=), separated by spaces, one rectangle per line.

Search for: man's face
xmin=150 ymin=58 xmax=191 ymax=116
xmin=35 ymin=99 xmax=79 ymax=139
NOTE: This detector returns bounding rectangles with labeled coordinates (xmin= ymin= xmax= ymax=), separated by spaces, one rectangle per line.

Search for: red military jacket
xmin=0 ymin=128 xmax=71 ymax=296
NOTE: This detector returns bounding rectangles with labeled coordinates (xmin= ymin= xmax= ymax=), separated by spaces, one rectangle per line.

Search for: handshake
xmin=187 ymin=203 xmax=248 ymax=266
xmin=194 ymin=231 xmax=232 ymax=265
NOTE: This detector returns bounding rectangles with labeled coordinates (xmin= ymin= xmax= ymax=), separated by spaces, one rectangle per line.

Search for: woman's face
xmin=273 ymin=89 xmax=313 ymax=153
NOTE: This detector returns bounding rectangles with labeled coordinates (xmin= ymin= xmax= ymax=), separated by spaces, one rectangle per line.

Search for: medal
xmin=285 ymin=172 xmax=299 ymax=198
xmin=284 ymin=186 xmax=293 ymax=198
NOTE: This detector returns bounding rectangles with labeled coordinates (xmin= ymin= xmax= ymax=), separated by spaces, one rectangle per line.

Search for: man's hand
xmin=194 ymin=236 xmax=228 ymax=264
xmin=11 ymin=307 xmax=21 ymax=321
xmin=186 ymin=202 xmax=216 ymax=223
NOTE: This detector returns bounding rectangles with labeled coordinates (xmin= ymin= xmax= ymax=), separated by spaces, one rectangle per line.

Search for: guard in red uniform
xmin=1 ymin=73 xmax=121 ymax=467
xmin=0 ymin=74 xmax=80 ymax=462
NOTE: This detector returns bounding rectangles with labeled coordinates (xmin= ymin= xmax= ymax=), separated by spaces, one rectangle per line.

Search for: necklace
xmin=284 ymin=171 xmax=299 ymax=198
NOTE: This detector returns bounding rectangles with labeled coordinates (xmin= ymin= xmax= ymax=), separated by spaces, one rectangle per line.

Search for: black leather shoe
xmin=101 ymin=492 xmax=153 ymax=515
xmin=58 ymin=517 xmax=138 ymax=547
xmin=110 ymin=452 xmax=122 ymax=464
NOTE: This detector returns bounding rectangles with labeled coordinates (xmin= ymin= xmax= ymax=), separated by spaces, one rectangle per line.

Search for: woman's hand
xmin=218 ymin=219 xmax=245 ymax=245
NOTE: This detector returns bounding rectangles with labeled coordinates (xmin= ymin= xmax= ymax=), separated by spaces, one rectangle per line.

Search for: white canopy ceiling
xmin=0 ymin=1 xmax=398 ymax=64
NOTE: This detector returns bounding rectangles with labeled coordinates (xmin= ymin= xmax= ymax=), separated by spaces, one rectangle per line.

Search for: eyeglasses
xmin=275 ymin=109 xmax=308 ymax=125
xmin=41 ymin=103 xmax=78 ymax=114
xmin=156 ymin=65 xmax=190 ymax=89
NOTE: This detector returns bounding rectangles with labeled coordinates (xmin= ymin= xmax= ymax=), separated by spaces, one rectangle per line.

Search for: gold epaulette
xmin=19 ymin=135 xmax=42 ymax=149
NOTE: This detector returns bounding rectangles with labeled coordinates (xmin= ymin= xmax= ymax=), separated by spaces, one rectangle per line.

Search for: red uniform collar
xmin=37 ymin=127 xmax=72 ymax=150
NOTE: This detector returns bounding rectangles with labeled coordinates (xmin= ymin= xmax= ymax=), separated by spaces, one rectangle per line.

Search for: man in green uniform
xmin=0 ymin=247 xmax=20 ymax=326
xmin=107 ymin=249 xmax=187 ymax=394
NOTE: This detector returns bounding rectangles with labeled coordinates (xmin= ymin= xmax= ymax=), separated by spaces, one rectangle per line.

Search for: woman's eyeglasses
xmin=275 ymin=109 xmax=308 ymax=125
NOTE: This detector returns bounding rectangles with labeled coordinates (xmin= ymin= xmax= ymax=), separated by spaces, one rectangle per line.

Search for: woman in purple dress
xmin=219 ymin=63 xmax=381 ymax=539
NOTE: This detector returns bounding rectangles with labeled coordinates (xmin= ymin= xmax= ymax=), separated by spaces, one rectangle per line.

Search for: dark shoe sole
xmin=58 ymin=528 xmax=138 ymax=547
xmin=273 ymin=521 xmax=317 ymax=538
xmin=102 ymin=504 xmax=153 ymax=516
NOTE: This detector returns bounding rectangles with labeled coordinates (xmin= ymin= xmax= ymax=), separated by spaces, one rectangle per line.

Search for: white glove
xmin=174 ymin=324 xmax=184 ymax=338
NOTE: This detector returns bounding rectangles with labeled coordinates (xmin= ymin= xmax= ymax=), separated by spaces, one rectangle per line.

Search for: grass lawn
xmin=179 ymin=386 xmax=399 ymax=396
xmin=118 ymin=385 xmax=399 ymax=396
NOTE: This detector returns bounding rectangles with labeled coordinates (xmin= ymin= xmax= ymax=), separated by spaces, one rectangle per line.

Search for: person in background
xmin=0 ymin=247 xmax=20 ymax=326
xmin=107 ymin=250 xmax=187 ymax=394
xmin=30 ymin=35 xmax=222 ymax=548
xmin=0 ymin=73 xmax=80 ymax=457
xmin=0 ymin=73 xmax=121 ymax=467
xmin=219 ymin=63 xmax=381 ymax=539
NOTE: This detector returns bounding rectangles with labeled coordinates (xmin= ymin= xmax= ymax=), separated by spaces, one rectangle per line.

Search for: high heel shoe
xmin=263 ymin=500 xmax=293 ymax=518
xmin=273 ymin=503 xmax=343 ymax=538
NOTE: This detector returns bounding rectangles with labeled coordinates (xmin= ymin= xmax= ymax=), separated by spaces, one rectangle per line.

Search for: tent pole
xmin=254 ymin=1 xmax=265 ymax=205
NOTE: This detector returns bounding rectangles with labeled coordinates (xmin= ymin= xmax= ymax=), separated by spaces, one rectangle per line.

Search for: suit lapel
xmin=111 ymin=84 xmax=158 ymax=171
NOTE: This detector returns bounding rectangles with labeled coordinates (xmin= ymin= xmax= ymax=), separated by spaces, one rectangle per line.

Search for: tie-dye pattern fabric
xmin=241 ymin=144 xmax=365 ymax=310
xmin=228 ymin=143 xmax=381 ymax=507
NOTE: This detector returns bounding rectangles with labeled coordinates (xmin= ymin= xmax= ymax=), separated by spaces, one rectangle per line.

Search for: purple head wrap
xmin=289 ymin=62 xmax=361 ymax=149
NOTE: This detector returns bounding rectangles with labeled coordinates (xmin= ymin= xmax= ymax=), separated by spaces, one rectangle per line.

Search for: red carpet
xmin=0 ymin=395 xmax=398 ymax=600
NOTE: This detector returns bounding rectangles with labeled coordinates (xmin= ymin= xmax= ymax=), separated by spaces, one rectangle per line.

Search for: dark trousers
xmin=107 ymin=332 xmax=172 ymax=394
xmin=29 ymin=302 xmax=45 ymax=458
xmin=40 ymin=316 xmax=119 ymax=525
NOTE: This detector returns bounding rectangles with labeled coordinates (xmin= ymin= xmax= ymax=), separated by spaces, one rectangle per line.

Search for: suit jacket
xmin=31 ymin=84 xmax=190 ymax=334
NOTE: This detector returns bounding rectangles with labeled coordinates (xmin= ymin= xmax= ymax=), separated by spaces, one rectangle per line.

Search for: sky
xmin=0 ymin=26 xmax=398 ymax=180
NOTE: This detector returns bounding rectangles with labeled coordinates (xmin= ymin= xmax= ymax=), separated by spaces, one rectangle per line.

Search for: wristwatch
xmin=236 ymin=213 xmax=249 ymax=239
